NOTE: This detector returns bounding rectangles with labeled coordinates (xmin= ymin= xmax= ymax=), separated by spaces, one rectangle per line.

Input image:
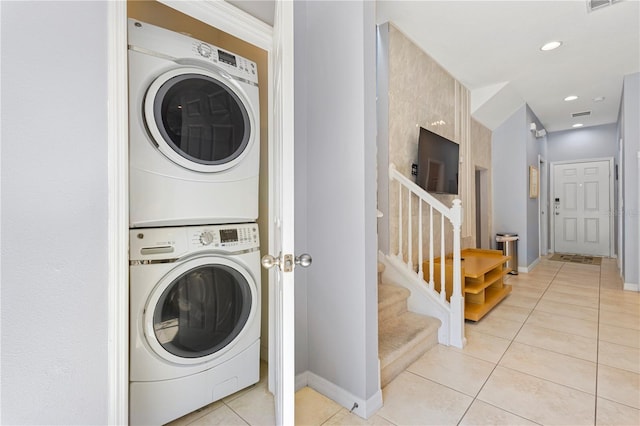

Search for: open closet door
xmin=267 ymin=0 xmax=296 ymax=424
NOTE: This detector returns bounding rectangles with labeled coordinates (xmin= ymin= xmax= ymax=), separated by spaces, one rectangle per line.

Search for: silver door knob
xmin=261 ymin=253 xmax=312 ymax=271
xmin=261 ymin=254 xmax=281 ymax=270
xmin=295 ymin=254 xmax=312 ymax=267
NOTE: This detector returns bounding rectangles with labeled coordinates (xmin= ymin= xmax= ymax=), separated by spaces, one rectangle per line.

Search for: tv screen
xmin=416 ymin=127 xmax=460 ymax=195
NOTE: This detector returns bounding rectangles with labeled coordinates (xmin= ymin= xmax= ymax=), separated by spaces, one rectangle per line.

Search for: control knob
xmin=200 ymin=231 xmax=214 ymax=246
xmin=197 ymin=43 xmax=213 ymax=58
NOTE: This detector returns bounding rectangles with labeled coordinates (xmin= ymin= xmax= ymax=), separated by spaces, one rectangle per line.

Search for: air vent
xmin=587 ymin=0 xmax=621 ymax=12
xmin=571 ymin=111 xmax=591 ymax=118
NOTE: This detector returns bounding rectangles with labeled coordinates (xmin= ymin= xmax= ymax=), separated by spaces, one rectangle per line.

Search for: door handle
xmin=295 ymin=254 xmax=312 ymax=267
xmin=262 ymin=253 xmax=312 ymax=272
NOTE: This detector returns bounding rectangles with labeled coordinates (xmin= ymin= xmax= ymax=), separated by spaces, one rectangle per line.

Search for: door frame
xmin=107 ymin=1 xmax=275 ymax=422
xmin=549 ymin=157 xmax=615 ymax=258
xmin=538 ymin=155 xmax=548 ymax=256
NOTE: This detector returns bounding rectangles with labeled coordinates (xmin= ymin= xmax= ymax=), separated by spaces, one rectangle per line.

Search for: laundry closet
xmin=126 ymin=2 xmax=269 ymax=424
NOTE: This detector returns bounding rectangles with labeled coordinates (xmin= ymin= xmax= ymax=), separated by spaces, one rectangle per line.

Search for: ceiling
xmin=230 ymin=0 xmax=639 ymax=133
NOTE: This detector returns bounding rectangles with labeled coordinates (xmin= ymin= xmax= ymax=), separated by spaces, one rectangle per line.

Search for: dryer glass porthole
xmin=152 ymin=263 xmax=252 ymax=359
xmin=153 ymin=73 xmax=251 ymax=166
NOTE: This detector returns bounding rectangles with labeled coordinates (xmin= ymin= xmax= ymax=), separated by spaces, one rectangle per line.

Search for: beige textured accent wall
xmin=466 ymin=118 xmax=493 ymax=249
xmin=386 ymin=24 xmax=491 ymax=264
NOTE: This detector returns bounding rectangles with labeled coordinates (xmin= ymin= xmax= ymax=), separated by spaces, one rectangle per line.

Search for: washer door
xmin=144 ymin=67 xmax=254 ymax=173
xmin=144 ymin=256 xmax=256 ymax=365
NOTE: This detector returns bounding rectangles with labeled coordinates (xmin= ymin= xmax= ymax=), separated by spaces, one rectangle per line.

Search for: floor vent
xmin=587 ymin=0 xmax=621 ymax=13
xmin=571 ymin=110 xmax=592 ymax=118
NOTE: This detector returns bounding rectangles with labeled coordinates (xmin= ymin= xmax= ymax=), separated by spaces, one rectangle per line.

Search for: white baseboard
xmin=516 ymin=256 xmax=540 ymax=274
xmin=623 ymin=282 xmax=640 ymax=292
xmin=295 ymin=371 xmax=309 ymax=392
xmin=295 ymin=371 xmax=383 ymax=419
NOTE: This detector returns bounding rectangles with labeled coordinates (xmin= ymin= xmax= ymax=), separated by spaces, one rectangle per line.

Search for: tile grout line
xmin=593 ymin=260 xmax=603 ymax=425
xmin=455 ymin=261 xmax=564 ymax=425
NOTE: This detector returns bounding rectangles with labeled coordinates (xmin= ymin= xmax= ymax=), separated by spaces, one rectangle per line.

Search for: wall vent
xmin=587 ymin=0 xmax=621 ymax=12
xmin=571 ymin=110 xmax=592 ymax=118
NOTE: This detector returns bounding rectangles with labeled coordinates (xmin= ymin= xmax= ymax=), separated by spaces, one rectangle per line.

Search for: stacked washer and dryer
xmin=127 ymin=19 xmax=262 ymax=425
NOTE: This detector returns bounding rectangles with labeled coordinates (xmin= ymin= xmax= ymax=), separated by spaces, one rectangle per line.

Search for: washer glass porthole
xmin=153 ymin=73 xmax=251 ymax=166
xmin=152 ymin=263 xmax=252 ymax=358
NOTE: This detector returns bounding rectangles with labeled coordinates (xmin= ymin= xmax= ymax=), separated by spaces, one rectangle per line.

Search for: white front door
xmin=553 ymin=160 xmax=611 ymax=256
xmin=267 ymin=1 xmax=295 ymax=424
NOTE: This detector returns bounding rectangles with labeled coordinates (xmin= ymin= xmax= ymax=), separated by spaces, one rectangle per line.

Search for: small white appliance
xmin=129 ymin=224 xmax=261 ymax=425
xmin=128 ymin=19 xmax=260 ymax=227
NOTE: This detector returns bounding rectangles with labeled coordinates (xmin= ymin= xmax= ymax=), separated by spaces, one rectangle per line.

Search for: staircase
xmin=378 ymin=263 xmax=440 ymax=388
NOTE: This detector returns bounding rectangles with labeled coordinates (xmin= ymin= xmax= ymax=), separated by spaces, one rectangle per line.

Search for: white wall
xmin=492 ymin=104 xmax=547 ymax=270
xmin=491 ymin=105 xmax=528 ymax=267
xmin=525 ymin=105 xmax=543 ymax=265
xmin=621 ymin=73 xmax=640 ymax=287
xmin=294 ymin=0 xmax=380 ymax=412
xmin=547 ymin=123 xmax=619 ymax=256
xmin=294 ymin=0 xmax=310 ymax=375
xmin=1 ymin=2 xmax=110 ymax=424
xmin=547 ymin=123 xmax=618 ymax=162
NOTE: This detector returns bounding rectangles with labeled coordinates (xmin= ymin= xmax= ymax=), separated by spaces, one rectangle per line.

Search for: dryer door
xmin=144 ymin=256 xmax=257 ymax=364
xmin=144 ymin=67 xmax=255 ymax=173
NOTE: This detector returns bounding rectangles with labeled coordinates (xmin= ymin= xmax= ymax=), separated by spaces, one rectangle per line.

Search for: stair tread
xmin=378 ymin=283 xmax=410 ymax=307
xmin=378 ymin=311 xmax=440 ymax=368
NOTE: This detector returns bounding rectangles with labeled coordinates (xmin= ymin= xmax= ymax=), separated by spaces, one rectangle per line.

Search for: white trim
xmin=617 ymin=138 xmax=624 ymax=271
xmin=159 ymin=0 xmax=273 ymax=50
xmin=107 ymin=1 xmax=129 ymax=424
xmin=623 ymin=282 xmax=640 ymax=292
xmin=518 ymin=256 xmax=540 ymax=273
xmin=295 ymin=371 xmax=309 ymax=392
xmin=538 ymin=155 xmax=548 ymax=256
xmin=297 ymin=371 xmax=383 ymax=420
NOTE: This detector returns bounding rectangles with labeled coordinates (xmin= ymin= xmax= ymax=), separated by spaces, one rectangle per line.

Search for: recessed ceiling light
xmin=541 ymin=41 xmax=562 ymax=51
xmin=564 ymin=95 xmax=579 ymax=101
xmin=593 ymin=96 xmax=605 ymax=102
xmin=572 ymin=123 xmax=584 ymax=128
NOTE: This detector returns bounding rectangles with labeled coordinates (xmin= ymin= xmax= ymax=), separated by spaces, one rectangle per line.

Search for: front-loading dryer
xmin=128 ymin=19 xmax=260 ymax=227
xmin=129 ymin=224 xmax=260 ymax=425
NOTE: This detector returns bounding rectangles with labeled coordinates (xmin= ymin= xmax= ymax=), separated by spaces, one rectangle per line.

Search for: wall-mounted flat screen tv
xmin=416 ymin=127 xmax=460 ymax=195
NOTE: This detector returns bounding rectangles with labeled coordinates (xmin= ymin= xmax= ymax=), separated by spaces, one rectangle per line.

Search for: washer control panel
xmin=192 ymin=41 xmax=258 ymax=83
xmin=194 ymin=224 xmax=259 ymax=249
xmin=130 ymin=223 xmax=259 ymax=261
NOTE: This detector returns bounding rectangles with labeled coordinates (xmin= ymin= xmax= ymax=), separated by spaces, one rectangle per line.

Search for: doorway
xmin=108 ymin=1 xmax=279 ymax=423
xmin=552 ymin=159 xmax=613 ymax=257
xmin=475 ymin=167 xmax=490 ymax=249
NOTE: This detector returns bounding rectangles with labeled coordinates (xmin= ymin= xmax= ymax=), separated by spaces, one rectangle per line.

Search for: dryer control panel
xmin=130 ymin=224 xmax=259 ymax=261
xmin=128 ymin=19 xmax=259 ymax=85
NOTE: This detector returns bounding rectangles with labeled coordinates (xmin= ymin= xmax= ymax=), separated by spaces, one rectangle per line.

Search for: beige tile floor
xmin=168 ymin=256 xmax=640 ymax=425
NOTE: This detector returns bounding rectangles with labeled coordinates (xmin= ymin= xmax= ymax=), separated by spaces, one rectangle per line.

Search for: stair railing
xmin=388 ymin=163 xmax=465 ymax=348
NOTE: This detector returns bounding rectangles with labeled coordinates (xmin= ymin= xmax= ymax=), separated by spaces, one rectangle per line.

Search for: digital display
xmin=220 ymin=229 xmax=238 ymax=243
xmin=218 ymin=49 xmax=237 ymax=67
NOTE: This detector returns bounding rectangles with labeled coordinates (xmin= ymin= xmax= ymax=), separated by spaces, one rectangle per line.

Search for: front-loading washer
xmin=128 ymin=19 xmax=260 ymax=228
xmin=129 ymin=223 xmax=260 ymax=425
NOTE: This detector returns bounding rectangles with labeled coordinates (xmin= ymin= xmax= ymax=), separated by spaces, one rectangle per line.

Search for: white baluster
xmin=407 ymin=191 xmax=412 ymax=270
xmin=440 ymin=214 xmax=446 ymax=302
xmin=398 ymin=182 xmax=403 ymax=261
xmin=418 ymin=200 xmax=423 ymax=280
xmin=428 ymin=206 xmax=434 ymax=291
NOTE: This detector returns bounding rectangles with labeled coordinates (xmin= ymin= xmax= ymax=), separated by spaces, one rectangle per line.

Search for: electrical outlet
xmin=411 ymin=163 xmax=418 ymax=176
